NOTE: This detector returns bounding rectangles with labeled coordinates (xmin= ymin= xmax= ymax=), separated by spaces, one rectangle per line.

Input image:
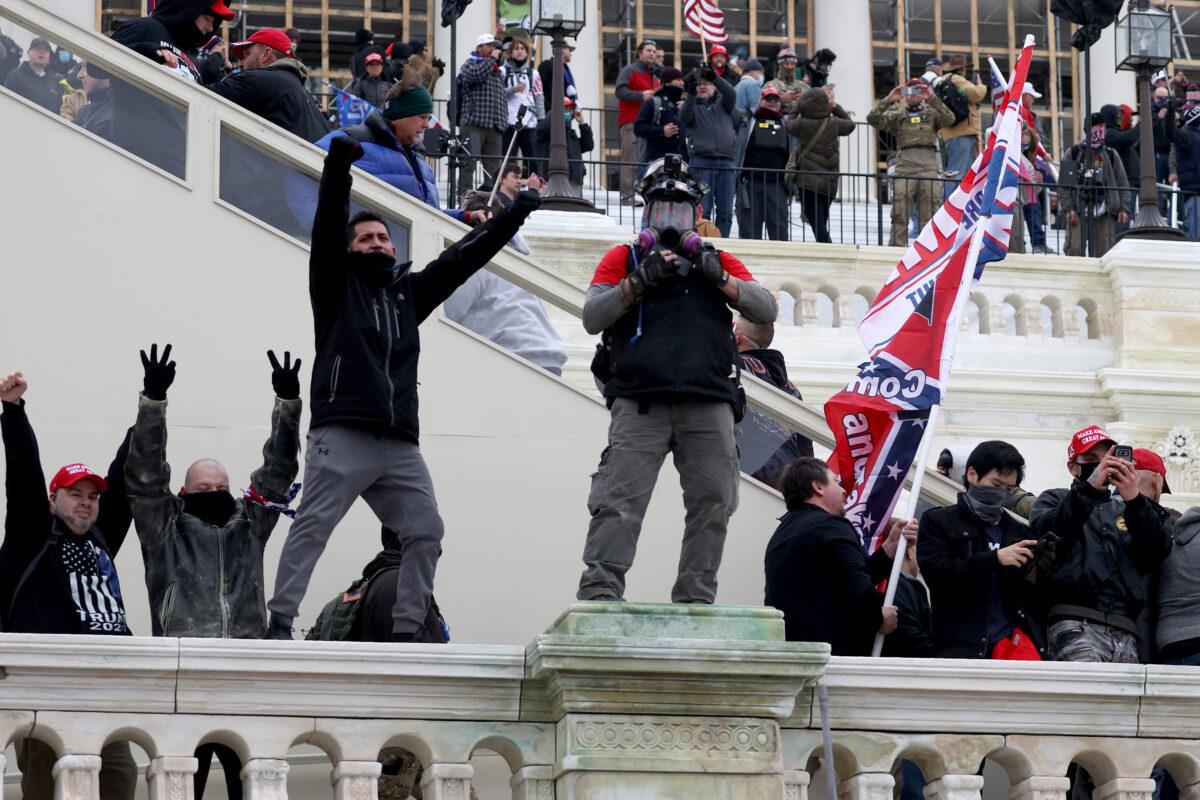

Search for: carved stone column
xmin=925 ymin=775 xmax=985 ymax=800
xmin=510 ymin=765 xmax=554 ymax=800
xmin=1094 ymin=778 xmax=1157 ymax=800
xmin=839 ymin=772 xmax=895 ymax=800
xmin=987 ymin=303 xmax=1008 ymax=335
xmin=799 ymin=293 xmax=821 ymax=327
xmin=1021 ymin=305 xmax=1046 ymax=337
xmin=146 ymin=756 xmax=199 ymax=800
xmin=331 ymin=761 xmax=381 ymax=800
xmin=1178 ymin=782 xmax=1200 ymax=800
xmin=52 ymin=754 xmax=102 ymax=800
xmin=1009 ymin=776 xmax=1071 ymax=800
xmin=836 ymin=295 xmax=859 ymax=328
xmin=784 ymin=769 xmax=810 ymax=800
xmin=419 ymin=763 xmax=473 ymax=800
xmin=241 ymin=758 xmax=289 ymax=800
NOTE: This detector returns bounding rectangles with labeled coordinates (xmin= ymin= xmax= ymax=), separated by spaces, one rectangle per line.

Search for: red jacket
xmin=616 ymin=61 xmax=660 ymax=126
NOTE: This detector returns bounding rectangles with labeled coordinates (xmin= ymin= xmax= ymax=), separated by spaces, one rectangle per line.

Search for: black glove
xmin=684 ymin=72 xmax=699 ymax=96
xmin=268 ymin=350 xmax=302 ymax=400
xmin=702 ymin=68 xmax=718 ymax=84
xmin=694 ymin=248 xmax=727 ymax=286
xmin=327 ymin=134 xmax=364 ymax=164
xmin=627 ymin=251 xmax=672 ymax=299
xmin=507 ymin=189 xmax=542 ymax=222
xmin=140 ymin=343 xmax=176 ymax=401
xmin=431 ymin=57 xmax=446 ymax=74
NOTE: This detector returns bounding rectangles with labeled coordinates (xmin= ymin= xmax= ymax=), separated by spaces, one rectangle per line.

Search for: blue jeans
xmin=943 ymin=135 xmax=977 ymax=197
xmin=1185 ymin=195 xmax=1200 ymax=240
xmin=690 ymin=155 xmax=736 ymax=237
xmin=1022 ymin=201 xmax=1046 ymax=248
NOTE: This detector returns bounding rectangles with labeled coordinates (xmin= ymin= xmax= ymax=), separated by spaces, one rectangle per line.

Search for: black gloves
xmin=507 ymin=189 xmax=542 ymax=222
xmin=694 ymin=248 xmax=728 ymax=287
xmin=327 ymin=134 xmax=364 ymax=164
xmin=431 ymin=57 xmax=446 ymax=74
xmin=684 ymin=72 xmax=699 ymax=96
xmin=701 ymin=68 xmax=717 ymax=84
xmin=140 ymin=343 xmax=176 ymax=401
xmin=268 ymin=350 xmax=302 ymax=400
xmin=627 ymin=251 xmax=671 ymax=299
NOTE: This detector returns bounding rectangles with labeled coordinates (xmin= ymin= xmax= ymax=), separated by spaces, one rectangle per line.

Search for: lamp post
xmin=533 ymin=0 xmax=601 ymax=211
xmin=1115 ymin=0 xmax=1184 ymax=240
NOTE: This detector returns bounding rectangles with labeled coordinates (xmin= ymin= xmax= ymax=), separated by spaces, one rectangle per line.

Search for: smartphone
xmin=901 ymin=86 xmax=920 ymax=96
xmin=1113 ymin=444 xmax=1134 ymax=462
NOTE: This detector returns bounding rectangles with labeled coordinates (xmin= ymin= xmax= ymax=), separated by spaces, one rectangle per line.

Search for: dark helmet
xmin=636 ymin=155 xmax=708 ymax=250
xmin=637 ymin=155 xmax=707 ymax=207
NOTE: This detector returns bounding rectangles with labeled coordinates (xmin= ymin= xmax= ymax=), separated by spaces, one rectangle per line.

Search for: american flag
xmin=684 ymin=0 xmax=728 ymax=44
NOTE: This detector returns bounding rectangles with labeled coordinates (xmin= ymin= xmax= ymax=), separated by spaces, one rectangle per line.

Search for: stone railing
xmin=7 ymin=604 xmax=1200 ymax=800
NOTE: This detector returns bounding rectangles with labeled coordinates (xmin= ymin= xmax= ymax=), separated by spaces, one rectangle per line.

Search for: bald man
xmin=124 ymin=344 xmax=303 ymax=639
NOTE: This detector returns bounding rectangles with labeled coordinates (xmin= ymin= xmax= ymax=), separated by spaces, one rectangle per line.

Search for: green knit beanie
xmin=382 ymin=87 xmax=434 ymax=120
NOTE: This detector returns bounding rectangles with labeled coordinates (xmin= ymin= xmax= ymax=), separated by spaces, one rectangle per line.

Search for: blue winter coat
xmin=287 ymin=110 xmax=464 ymax=231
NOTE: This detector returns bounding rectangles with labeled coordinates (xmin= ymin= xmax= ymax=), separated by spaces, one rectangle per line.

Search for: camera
xmin=1113 ymin=444 xmax=1134 ymax=462
xmin=901 ymin=86 xmax=921 ymax=97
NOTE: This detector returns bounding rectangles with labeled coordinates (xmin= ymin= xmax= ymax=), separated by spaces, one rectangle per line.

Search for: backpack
xmin=635 ymin=96 xmax=664 ymax=163
xmin=934 ymin=78 xmax=971 ymax=126
xmin=305 ymin=573 xmax=450 ymax=642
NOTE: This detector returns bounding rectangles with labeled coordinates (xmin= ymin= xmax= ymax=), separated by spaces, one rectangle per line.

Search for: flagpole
xmin=869 ymin=214 xmax=991 ymax=658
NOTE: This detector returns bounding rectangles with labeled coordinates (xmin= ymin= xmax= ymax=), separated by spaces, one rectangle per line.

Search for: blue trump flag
xmin=332 ymin=84 xmax=372 ymax=127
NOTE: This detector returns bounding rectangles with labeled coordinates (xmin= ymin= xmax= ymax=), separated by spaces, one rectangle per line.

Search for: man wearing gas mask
xmin=1058 ymin=113 xmax=1130 ymax=257
xmin=578 ymin=156 xmax=778 ymax=604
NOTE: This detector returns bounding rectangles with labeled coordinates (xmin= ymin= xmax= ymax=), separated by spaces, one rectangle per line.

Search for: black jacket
xmin=764 ymin=503 xmax=892 ymax=655
xmin=75 ymin=85 xmax=113 ymax=139
xmin=307 ymin=143 xmax=538 ymax=440
xmin=883 ymin=574 xmax=935 ymax=658
xmin=596 ymin=246 xmax=742 ymax=408
xmin=534 ymin=116 xmax=594 ymax=185
xmin=3 ymin=62 xmax=63 ymax=113
xmin=634 ymin=93 xmax=688 ymax=163
xmin=918 ymin=495 xmax=1046 ymax=658
xmin=209 ymin=59 xmax=330 ymax=143
xmin=1100 ymin=104 xmax=1141 ymax=188
xmin=0 ymin=401 xmax=133 ymax=634
xmin=737 ymin=347 xmax=812 ymax=489
xmin=0 ymin=33 xmax=22 ymax=84
xmin=1032 ymin=481 xmax=1172 ymax=622
xmin=105 ymin=0 xmax=214 ymax=177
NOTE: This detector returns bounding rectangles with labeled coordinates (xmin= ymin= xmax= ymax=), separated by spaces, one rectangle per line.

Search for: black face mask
xmin=964 ymin=483 xmax=1008 ymax=525
xmin=661 ymin=85 xmax=684 ymax=103
xmin=1075 ymin=460 xmax=1098 ymax=484
xmin=181 ymin=490 xmax=238 ymax=527
xmin=346 ymin=250 xmax=397 ymax=287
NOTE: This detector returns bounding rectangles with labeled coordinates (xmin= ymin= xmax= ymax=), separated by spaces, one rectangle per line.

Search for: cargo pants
xmin=577 ymin=397 xmax=740 ymax=603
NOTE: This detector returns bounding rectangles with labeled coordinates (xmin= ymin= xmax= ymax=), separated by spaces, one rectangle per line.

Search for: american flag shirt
xmin=57 ymin=535 xmax=130 ymax=635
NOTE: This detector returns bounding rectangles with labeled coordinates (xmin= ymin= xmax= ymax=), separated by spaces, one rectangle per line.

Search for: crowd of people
xmin=2 ymin=5 xmax=1199 ymax=796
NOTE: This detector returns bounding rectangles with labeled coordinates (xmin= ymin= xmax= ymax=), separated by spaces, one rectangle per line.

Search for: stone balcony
xmin=6 ymin=603 xmax=1200 ymax=800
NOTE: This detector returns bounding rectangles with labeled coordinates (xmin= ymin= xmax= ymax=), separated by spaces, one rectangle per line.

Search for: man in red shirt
xmin=578 ymin=156 xmax=777 ymax=603
xmin=615 ymin=40 xmax=661 ymax=205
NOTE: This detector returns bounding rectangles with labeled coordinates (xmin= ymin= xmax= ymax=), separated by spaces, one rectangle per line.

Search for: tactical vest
xmin=751 ymin=118 xmax=789 ymax=152
xmin=895 ymin=107 xmax=941 ymax=151
xmin=595 ymin=245 xmax=742 ymax=408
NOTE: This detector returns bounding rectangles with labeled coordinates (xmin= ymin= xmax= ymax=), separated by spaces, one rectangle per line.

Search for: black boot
xmin=264 ymin=615 xmax=294 ymax=640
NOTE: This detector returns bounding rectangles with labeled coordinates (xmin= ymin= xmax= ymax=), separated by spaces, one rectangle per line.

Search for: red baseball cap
xmin=760 ymin=85 xmax=781 ymax=98
xmin=231 ymin=29 xmax=293 ymax=60
xmin=564 ymin=96 xmax=577 ymax=109
xmin=49 ymin=463 xmax=108 ymax=494
xmin=709 ymin=44 xmax=728 ymax=57
xmin=1133 ymin=448 xmax=1172 ymax=494
xmin=365 ymin=52 xmax=384 ymax=64
xmin=1068 ymin=425 xmax=1115 ymax=461
xmin=207 ymin=0 xmax=236 ymax=22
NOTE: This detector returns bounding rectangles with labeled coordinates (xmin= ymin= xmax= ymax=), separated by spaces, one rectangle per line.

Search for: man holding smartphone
xmin=1030 ymin=426 xmax=1173 ymax=663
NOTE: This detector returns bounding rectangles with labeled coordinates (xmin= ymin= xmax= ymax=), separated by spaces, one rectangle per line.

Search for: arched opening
xmin=804 ymin=742 xmax=860 ymax=800
xmin=971 ymin=292 xmax=991 ymax=335
xmin=467 ymin=746 xmax=512 ymax=800
xmin=817 ymin=286 xmax=839 ymax=328
xmin=1041 ymin=296 xmax=1064 ymax=338
xmin=376 ymin=735 xmax=438 ymax=800
xmin=1078 ymin=298 xmax=1101 ymax=339
xmin=1002 ymin=294 xmax=1026 ymax=336
xmin=285 ymin=735 xmax=337 ymax=800
xmin=6 ymin=731 xmax=61 ymax=800
xmin=779 ymin=281 xmax=804 ymax=326
xmin=849 ymin=287 xmax=873 ymax=326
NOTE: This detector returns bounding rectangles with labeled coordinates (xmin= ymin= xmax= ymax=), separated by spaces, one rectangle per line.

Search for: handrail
xmin=0 ymin=0 xmax=957 ymax=507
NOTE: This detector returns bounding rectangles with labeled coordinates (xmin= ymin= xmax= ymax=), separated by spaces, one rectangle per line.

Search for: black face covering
xmin=964 ymin=484 xmax=1007 ymax=525
xmin=661 ymin=85 xmax=684 ymax=103
xmin=346 ymin=251 xmax=398 ymax=288
xmin=1075 ymin=460 xmax=1099 ymax=484
xmin=181 ymin=490 xmax=237 ymax=526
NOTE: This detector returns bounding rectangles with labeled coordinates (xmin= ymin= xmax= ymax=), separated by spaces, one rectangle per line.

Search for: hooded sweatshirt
xmin=104 ymin=0 xmax=217 ymax=177
xmin=1155 ymin=506 xmax=1200 ymax=653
